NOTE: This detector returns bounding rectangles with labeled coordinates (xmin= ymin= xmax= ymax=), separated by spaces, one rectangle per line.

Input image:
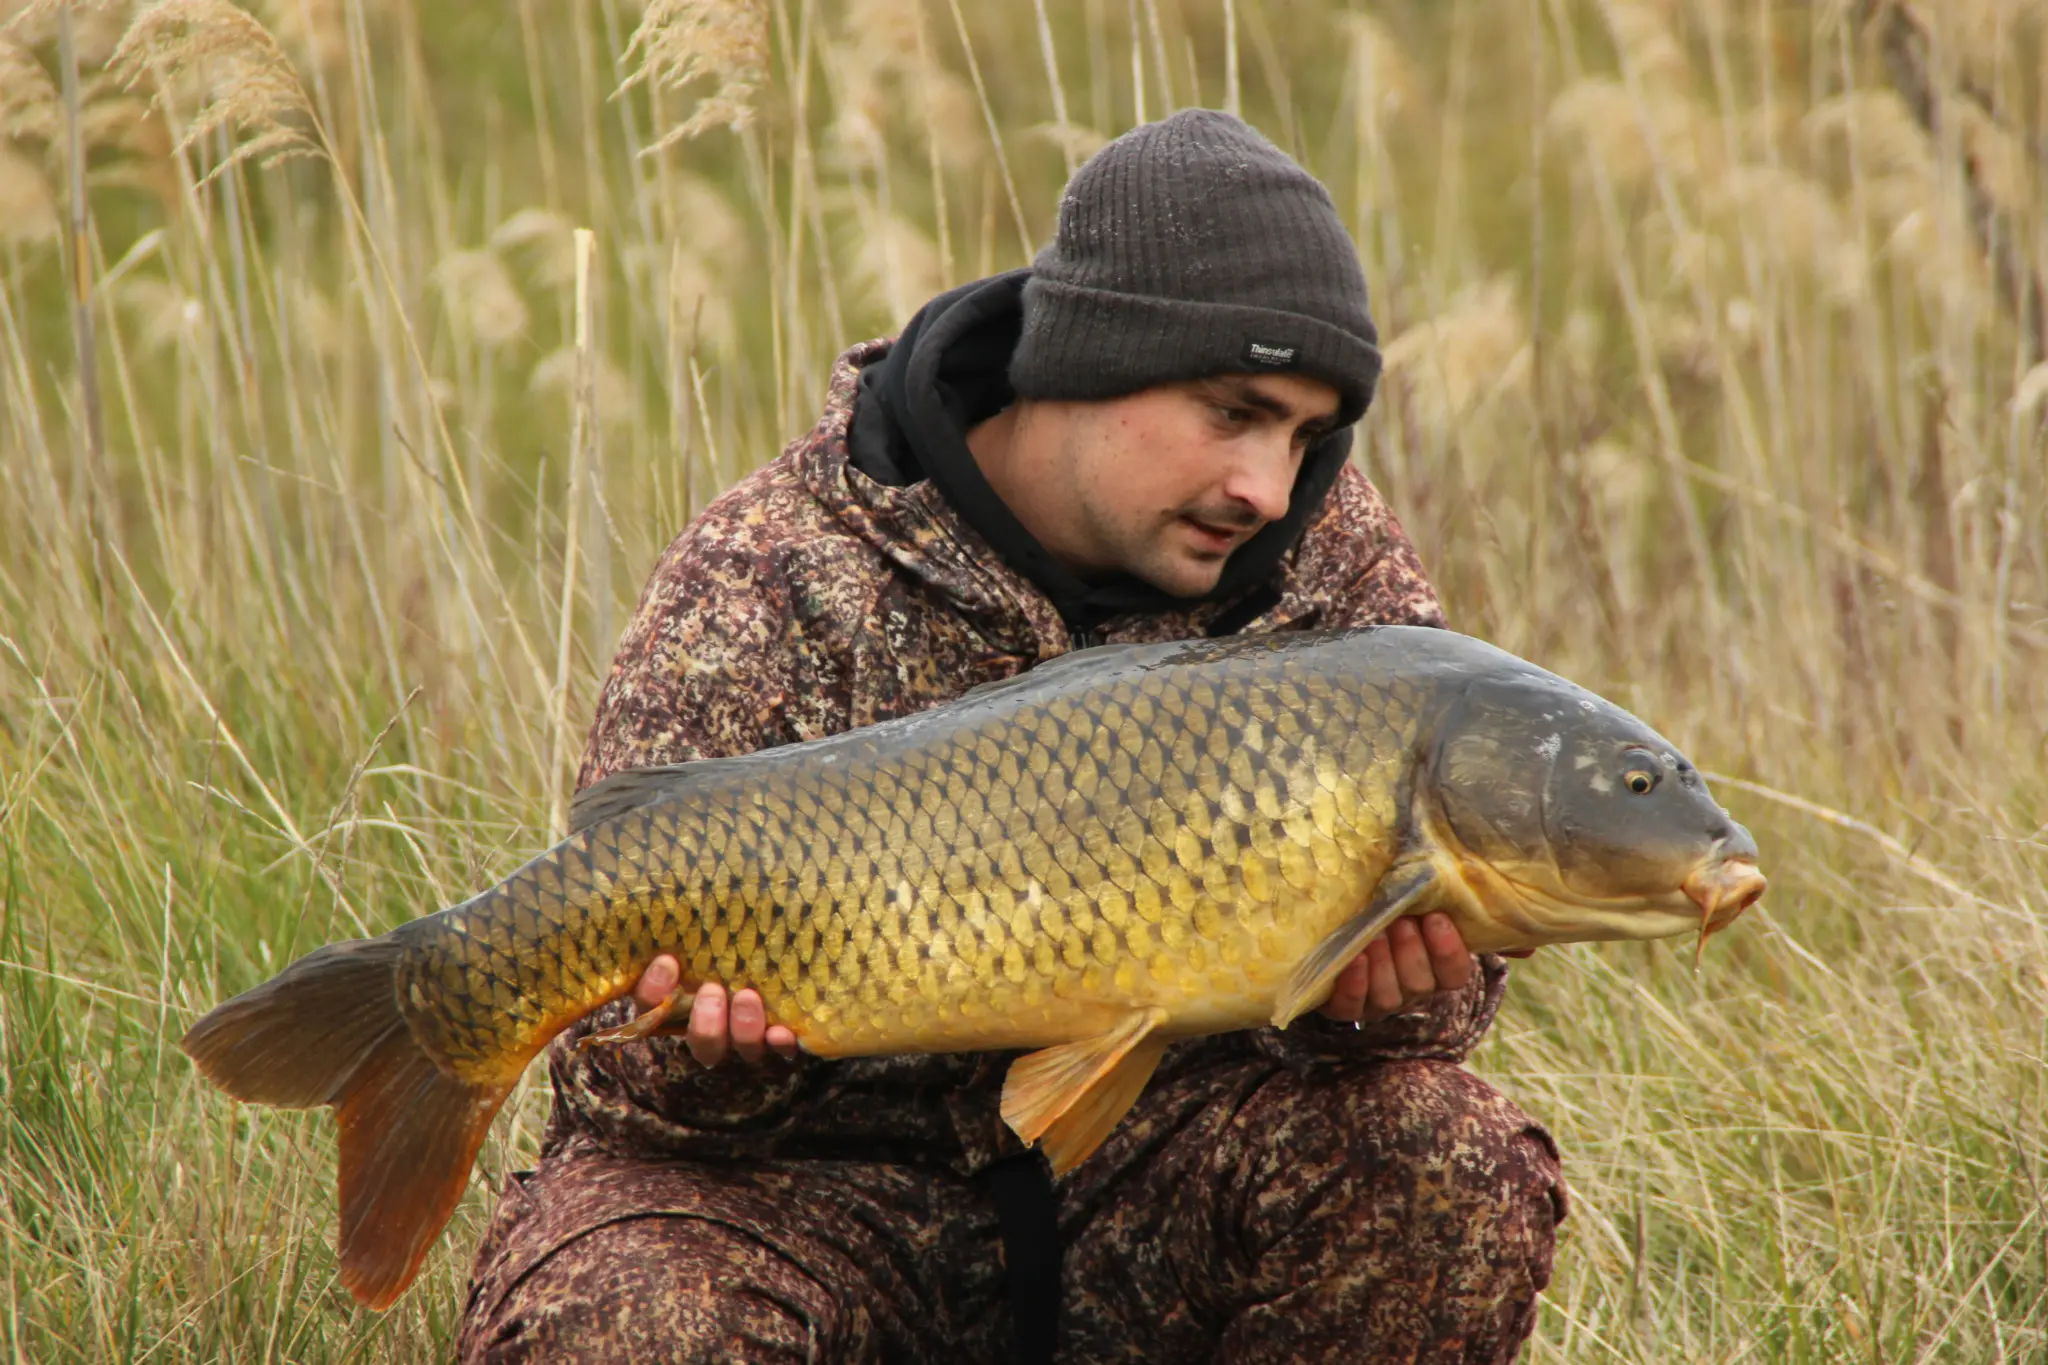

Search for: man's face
xmin=1021 ymin=372 xmax=1343 ymax=598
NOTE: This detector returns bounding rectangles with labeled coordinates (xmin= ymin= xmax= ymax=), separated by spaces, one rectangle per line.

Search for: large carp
xmin=182 ymin=626 xmax=1765 ymax=1308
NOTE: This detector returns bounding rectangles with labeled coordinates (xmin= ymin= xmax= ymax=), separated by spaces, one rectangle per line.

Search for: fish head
xmin=1426 ymin=670 xmax=1765 ymax=955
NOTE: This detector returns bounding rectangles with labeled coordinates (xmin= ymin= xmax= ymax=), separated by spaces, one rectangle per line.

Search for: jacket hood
xmin=845 ymin=269 xmax=1356 ymax=636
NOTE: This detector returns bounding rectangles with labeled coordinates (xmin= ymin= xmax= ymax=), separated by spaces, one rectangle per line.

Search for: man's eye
xmin=1217 ymin=405 xmax=1253 ymax=425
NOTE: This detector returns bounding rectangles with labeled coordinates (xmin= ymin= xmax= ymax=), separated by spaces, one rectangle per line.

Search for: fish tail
xmin=180 ymin=935 xmax=510 ymax=1310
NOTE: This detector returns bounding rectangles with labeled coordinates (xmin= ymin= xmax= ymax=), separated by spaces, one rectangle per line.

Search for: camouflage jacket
xmin=540 ymin=337 xmax=1510 ymax=1175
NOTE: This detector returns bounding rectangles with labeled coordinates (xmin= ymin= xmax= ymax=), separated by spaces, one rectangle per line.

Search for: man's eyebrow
xmin=1205 ymin=378 xmax=1338 ymax=431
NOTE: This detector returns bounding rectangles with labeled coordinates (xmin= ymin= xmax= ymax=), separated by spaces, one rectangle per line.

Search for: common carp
xmin=182 ymin=625 xmax=1766 ymax=1308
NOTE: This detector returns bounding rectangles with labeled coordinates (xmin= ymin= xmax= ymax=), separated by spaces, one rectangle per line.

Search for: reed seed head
xmin=110 ymin=0 xmax=319 ymax=174
xmin=619 ymin=0 xmax=768 ymax=152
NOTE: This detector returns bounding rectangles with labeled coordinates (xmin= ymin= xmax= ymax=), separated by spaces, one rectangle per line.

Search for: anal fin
xmin=576 ymin=982 xmax=694 ymax=1051
xmin=1000 ymin=1007 xmax=1168 ymax=1175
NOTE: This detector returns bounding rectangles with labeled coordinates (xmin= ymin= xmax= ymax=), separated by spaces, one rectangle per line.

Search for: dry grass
xmin=1 ymin=1 xmax=2044 ymax=1360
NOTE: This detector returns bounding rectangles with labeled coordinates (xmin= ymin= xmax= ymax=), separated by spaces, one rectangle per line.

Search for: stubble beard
xmin=1058 ymin=426 xmax=1258 ymax=599
xmin=1121 ymin=505 xmax=1258 ymax=599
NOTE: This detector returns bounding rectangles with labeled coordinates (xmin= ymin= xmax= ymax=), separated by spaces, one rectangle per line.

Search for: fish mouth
xmin=1683 ymin=857 xmax=1767 ymax=966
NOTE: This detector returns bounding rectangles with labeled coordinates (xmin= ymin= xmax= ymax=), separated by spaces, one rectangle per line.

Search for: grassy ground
xmin=2 ymin=0 xmax=2044 ymax=1359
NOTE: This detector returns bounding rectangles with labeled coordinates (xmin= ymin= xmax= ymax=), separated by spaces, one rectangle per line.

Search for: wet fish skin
xmin=180 ymin=625 xmax=1766 ymax=1310
xmin=400 ymin=629 xmax=1432 ymax=1081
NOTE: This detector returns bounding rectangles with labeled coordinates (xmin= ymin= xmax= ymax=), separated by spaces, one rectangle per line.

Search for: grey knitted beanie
xmin=1008 ymin=109 xmax=1381 ymax=425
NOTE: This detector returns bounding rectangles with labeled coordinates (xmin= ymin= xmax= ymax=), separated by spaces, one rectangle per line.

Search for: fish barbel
xmin=181 ymin=626 xmax=1766 ymax=1308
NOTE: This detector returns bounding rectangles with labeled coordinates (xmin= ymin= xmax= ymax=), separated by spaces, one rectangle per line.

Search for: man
xmin=458 ymin=110 xmax=1566 ymax=1364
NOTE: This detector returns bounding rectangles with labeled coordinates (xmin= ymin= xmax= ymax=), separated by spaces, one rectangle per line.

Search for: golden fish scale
xmin=398 ymin=652 xmax=1429 ymax=1083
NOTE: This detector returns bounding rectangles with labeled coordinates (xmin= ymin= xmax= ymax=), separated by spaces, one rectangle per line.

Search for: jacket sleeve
xmin=543 ymin=487 xmax=847 ymax=1157
xmin=576 ymin=507 xmax=813 ymax=787
xmin=1251 ymin=462 xmax=1512 ymax=1069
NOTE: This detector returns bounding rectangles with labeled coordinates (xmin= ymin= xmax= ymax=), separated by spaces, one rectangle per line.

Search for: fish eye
xmin=1619 ymin=749 xmax=1660 ymax=794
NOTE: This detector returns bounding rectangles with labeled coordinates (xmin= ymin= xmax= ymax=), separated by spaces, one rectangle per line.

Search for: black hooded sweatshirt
xmin=846 ymin=270 xmax=1357 ymax=643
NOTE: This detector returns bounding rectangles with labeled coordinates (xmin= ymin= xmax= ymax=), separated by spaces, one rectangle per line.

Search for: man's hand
xmin=1317 ymin=912 xmax=1481 ymax=1025
xmin=631 ymin=955 xmax=799 ymax=1067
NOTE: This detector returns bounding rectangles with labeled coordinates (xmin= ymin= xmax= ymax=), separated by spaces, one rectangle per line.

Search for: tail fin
xmin=181 ymin=936 xmax=510 ymax=1310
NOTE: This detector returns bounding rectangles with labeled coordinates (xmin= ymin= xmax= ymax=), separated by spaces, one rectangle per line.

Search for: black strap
xmin=986 ymin=1151 xmax=1061 ymax=1365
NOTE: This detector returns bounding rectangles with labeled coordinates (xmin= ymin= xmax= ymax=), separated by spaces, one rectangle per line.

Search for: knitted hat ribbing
xmin=1008 ymin=109 xmax=1381 ymax=426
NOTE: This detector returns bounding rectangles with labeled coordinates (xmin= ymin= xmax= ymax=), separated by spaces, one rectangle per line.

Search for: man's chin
xmin=1133 ymin=555 xmax=1228 ymax=600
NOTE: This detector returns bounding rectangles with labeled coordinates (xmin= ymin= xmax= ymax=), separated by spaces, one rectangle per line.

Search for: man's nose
xmin=1221 ymin=447 xmax=1296 ymax=524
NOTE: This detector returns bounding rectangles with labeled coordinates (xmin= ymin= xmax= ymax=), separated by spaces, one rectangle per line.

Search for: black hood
xmin=847 ymin=269 xmax=1355 ymax=638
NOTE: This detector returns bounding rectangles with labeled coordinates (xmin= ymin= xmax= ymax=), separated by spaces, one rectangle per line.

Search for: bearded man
xmin=458 ymin=109 xmax=1567 ymax=1365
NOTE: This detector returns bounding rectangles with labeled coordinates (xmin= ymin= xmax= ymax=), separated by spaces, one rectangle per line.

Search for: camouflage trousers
xmin=457 ymin=1055 xmax=1566 ymax=1364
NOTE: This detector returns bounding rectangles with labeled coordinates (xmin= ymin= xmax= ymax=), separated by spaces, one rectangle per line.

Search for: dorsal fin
xmin=567 ymin=640 xmax=1194 ymax=836
xmin=567 ymin=755 xmax=771 ymax=834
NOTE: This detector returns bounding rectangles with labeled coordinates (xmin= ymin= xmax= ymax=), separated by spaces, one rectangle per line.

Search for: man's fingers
xmin=1321 ymin=915 xmax=1483 ymax=1029
xmin=685 ymin=982 xmax=729 ymax=1068
xmin=1419 ymin=913 xmax=1475 ymax=991
xmin=766 ymin=1025 xmax=800 ymax=1060
xmin=729 ymin=989 xmax=768 ymax=1064
xmin=1363 ymin=938 xmax=1405 ymax=1020
xmin=1317 ymin=951 xmax=1373 ymax=1023
xmin=634 ymin=954 xmax=682 ymax=1010
xmin=1387 ymin=918 xmax=1436 ymax=998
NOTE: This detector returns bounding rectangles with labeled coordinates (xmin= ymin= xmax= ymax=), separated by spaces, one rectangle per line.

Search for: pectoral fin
xmin=1271 ymin=861 xmax=1441 ymax=1029
xmin=1000 ymin=1007 xmax=1168 ymax=1175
